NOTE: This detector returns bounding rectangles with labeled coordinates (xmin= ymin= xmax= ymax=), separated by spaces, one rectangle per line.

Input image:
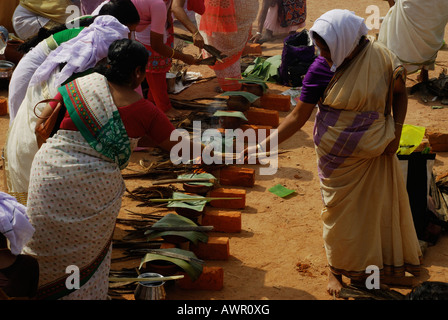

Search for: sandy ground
xmin=1 ymin=0 xmax=448 ymax=302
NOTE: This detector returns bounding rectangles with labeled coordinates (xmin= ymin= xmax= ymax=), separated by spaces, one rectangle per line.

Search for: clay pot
xmin=226 ymin=95 xmax=250 ymax=112
xmin=183 ymin=182 xmax=213 ymax=195
xmin=161 ymin=234 xmax=190 ymax=245
xmin=174 ymin=206 xmax=205 ymax=220
xmin=4 ymin=40 xmax=24 ymax=65
xmin=219 ymin=116 xmax=243 ymax=129
xmin=242 ymin=83 xmax=264 ymax=96
xmin=143 ymin=260 xmax=181 ymax=276
xmin=0 ymin=96 xmax=7 ymax=116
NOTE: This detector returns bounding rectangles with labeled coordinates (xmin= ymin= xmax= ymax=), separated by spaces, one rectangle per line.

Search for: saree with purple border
xmin=314 ymin=39 xmax=422 ymax=281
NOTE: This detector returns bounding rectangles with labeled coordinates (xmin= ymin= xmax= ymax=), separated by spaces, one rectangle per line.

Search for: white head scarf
xmin=30 ymin=15 xmax=130 ymax=87
xmin=0 ymin=192 xmax=35 ymax=255
xmin=310 ymin=9 xmax=369 ymax=72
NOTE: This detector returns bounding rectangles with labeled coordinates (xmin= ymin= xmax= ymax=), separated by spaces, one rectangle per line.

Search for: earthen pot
xmin=161 ymin=234 xmax=190 ymax=245
xmin=142 ymin=260 xmax=181 ymax=276
xmin=226 ymin=95 xmax=250 ymax=112
xmin=219 ymin=116 xmax=243 ymax=129
xmin=183 ymin=182 xmax=213 ymax=195
xmin=242 ymin=83 xmax=264 ymax=96
xmin=4 ymin=40 xmax=24 ymax=65
xmin=174 ymin=206 xmax=205 ymax=220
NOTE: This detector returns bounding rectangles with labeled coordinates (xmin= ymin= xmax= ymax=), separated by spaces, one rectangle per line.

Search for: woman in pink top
xmin=131 ymin=0 xmax=204 ymax=118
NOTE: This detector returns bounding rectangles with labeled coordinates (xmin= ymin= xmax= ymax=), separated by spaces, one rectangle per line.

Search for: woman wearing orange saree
xmin=196 ymin=0 xmax=259 ymax=91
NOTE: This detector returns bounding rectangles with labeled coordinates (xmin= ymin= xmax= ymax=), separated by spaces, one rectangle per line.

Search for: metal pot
xmin=166 ymin=72 xmax=177 ymax=93
xmin=134 ymin=273 xmax=166 ymax=300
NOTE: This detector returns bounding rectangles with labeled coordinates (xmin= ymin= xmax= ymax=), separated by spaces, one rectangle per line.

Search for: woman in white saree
xmin=378 ymin=0 xmax=448 ymax=82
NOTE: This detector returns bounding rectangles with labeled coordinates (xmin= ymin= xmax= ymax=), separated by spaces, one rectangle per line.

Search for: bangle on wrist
xmin=256 ymin=31 xmax=262 ymax=35
xmin=394 ymin=122 xmax=403 ymax=126
xmin=192 ymin=30 xmax=199 ymax=38
xmin=170 ymin=48 xmax=175 ymax=58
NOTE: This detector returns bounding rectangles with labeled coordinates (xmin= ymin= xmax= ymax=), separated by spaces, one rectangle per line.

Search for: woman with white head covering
xmin=0 ymin=192 xmax=39 ymax=299
xmin=307 ymin=9 xmax=421 ymax=296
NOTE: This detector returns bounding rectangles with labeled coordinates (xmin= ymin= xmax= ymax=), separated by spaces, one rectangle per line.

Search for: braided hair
xmin=95 ymin=39 xmax=148 ymax=87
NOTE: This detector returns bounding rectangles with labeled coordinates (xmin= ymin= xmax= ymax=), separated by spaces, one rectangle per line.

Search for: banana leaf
xmin=166 ymin=192 xmax=207 ymax=212
xmin=144 ymin=213 xmax=208 ymax=244
xmin=212 ymin=110 xmax=248 ymax=121
xmin=242 ymin=55 xmax=282 ymax=83
xmin=220 ymin=91 xmax=260 ymax=103
xmin=139 ymin=248 xmax=204 ymax=281
xmin=177 ymin=173 xmax=216 ymax=186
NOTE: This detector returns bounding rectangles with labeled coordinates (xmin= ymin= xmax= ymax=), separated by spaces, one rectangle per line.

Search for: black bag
xmin=278 ymin=29 xmax=316 ymax=87
xmin=398 ymin=152 xmax=448 ymax=244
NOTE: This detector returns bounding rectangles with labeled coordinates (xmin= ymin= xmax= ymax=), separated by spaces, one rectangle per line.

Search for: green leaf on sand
xmin=268 ymin=184 xmax=296 ymax=198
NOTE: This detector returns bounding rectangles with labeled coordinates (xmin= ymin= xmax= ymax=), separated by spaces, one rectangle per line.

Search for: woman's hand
xmin=192 ymin=32 xmax=205 ymax=50
xmin=180 ymin=53 xmax=201 ymax=65
xmin=383 ymin=123 xmax=402 ymax=155
xmin=383 ymin=137 xmax=400 ymax=155
xmin=250 ymin=32 xmax=262 ymax=43
xmin=237 ymin=143 xmax=261 ymax=163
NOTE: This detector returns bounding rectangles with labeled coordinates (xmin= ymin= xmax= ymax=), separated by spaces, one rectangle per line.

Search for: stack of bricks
xmin=171 ymin=165 xmax=259 ymax=291
xmin=159 ymin=85 xmax=291 ymax=292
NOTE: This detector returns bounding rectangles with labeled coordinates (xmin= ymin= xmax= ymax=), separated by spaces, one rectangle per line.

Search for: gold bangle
xmin=192 ymin=30 xmax=199 ymax=38
xmin=395 ymin=122 xmax=403 ymax=126
xmin=170 ymin=48 xmax=175 ymax=58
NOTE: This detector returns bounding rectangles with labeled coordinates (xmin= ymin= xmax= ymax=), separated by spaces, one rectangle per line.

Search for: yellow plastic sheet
xmin=397 ymin=124 xmax=426 ymax=155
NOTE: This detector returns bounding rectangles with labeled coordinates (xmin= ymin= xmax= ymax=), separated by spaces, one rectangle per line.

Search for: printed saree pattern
xmin=58 ymin=73 xmax=131 ymax=169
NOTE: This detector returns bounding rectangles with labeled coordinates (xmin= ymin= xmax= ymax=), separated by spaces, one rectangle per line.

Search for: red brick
xmin=209 ymin=188 xmax=246 ymax=209
xmin=427 ymin=130 xmax=448 ymax=152
xmin=259 ymin=93 xmax=291 ymax=112
xmin=240 ymin=124 xmax=273 ymax=140
xmin=219 ymin=167 xmax=255 ymax=187
xmin=242 ymin=43 xmax=262 ymax=56
xmin=178 ymin=266 xmax=224 ymax=291
xmin=244 ymin=107 xmax=279 ymax=127
xmin=190 ymin=236 xmax=230 ymax=260
xmin=202 ymin=209 xmax=241 ymax=233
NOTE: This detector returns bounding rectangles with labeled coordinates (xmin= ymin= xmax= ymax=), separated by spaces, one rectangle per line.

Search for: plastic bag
xmin=397 ymin=124 xmax=426 ymax=155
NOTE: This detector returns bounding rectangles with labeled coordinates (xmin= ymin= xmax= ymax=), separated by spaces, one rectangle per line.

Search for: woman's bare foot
xmin=258 ymin=29 xmax=273 ymax=44
xmin=327 ymin=271 xmax=344 ymax=298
